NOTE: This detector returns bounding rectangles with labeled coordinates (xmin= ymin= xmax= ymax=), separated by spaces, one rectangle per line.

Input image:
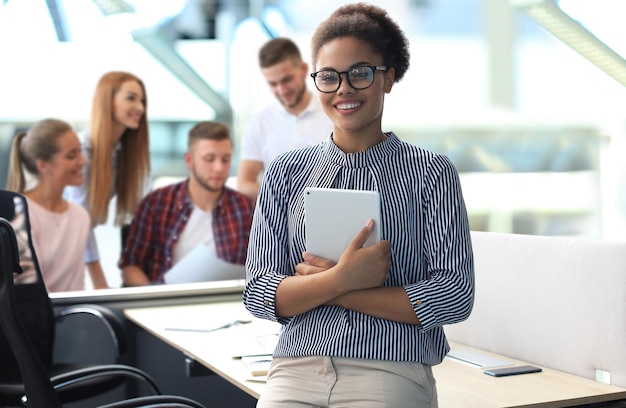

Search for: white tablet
xmin=304 ymin=187 xmax=381 ymax=263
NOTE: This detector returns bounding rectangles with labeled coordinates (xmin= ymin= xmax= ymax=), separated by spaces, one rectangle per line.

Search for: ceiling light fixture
xmin=511 ymin=0 xmax=626 ymax=87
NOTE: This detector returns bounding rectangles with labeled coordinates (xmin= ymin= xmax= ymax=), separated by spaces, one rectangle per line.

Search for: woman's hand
xmin=295 ymin=252 xmax=336 ymax=276
xmin=335 ymin=220 xmax=391 ymax=292
xmin=275 ymin=220 xmax=391 ymax=318
xmin=296 ymin=219 xmax=391 ymax=291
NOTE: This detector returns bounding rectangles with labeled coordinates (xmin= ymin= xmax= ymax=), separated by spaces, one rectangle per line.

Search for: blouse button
xmin=415 ymin=299 xmax=422 ymax=306
xmin=264 ymin=300 xmax=270 ymax=307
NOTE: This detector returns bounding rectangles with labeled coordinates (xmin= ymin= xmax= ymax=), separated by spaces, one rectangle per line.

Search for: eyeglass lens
xmin=314 ymin=66 xmax=375 ymax=92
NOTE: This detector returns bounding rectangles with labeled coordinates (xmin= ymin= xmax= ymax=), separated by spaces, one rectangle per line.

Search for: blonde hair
xmin=88 ymin=71 xmax=150 ymax=226
xmin=7 ymin=118 xmax=72 ymax=193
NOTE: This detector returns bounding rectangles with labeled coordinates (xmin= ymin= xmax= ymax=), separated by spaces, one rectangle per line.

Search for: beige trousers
xmin=256 ymin=356 xmax=438 ymax=408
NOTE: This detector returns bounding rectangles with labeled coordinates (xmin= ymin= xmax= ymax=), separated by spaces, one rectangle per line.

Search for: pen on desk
xmin=165 ymin=319 xmax=252 ymax=333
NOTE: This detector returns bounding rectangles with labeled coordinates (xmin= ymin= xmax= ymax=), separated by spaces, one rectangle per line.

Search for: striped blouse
xmin=243 ymin=133 xmax=475 ymax=365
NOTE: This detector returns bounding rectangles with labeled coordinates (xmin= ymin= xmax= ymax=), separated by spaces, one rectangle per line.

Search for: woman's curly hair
xmin=311 ymin=3 xmax=410 ymax=82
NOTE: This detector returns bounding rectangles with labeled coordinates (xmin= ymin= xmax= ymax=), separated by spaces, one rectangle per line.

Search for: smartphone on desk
xmin=484 ymin=365 xmax=542 ymax=377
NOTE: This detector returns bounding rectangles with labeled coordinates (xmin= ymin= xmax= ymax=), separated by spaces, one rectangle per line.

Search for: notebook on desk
xmin=446 ymin=349 xmax=511 ymax=368
xmin=164 ymin=243 xmax=246 ymax=284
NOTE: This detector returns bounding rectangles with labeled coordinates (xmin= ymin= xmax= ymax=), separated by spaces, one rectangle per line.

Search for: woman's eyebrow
xmin=317 ymin=61 xmax=373 ymax=71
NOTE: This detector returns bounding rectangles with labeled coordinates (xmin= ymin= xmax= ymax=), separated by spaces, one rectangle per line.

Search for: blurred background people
xmin=7 ymin=118 xmax=90 ymax=292
xmin=65 ymin=71 xmax=151 ymax=289
xmin=120 ymin=121 xmax=254 ymax=286
xmin=236 ymin=37 xmax=333 ymax=199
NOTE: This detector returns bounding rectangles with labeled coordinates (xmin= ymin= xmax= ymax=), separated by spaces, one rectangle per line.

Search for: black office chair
xmin=0 ymin=217 xmax=207 ymax=408
xmin=0 ymin=190 xmax=206 ymax=407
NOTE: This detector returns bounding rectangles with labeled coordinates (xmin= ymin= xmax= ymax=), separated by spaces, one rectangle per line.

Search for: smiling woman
xmin=64 ymin=71 xmax=151 ymax=290
xmin=243 ymin=3 xmax=474 ymax=407
xmin=6 ymin=118 xmax=91 ymax=292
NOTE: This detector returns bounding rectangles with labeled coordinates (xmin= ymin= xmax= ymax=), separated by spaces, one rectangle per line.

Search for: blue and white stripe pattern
xmin=243 ymin=132 xmax=474 ymax=365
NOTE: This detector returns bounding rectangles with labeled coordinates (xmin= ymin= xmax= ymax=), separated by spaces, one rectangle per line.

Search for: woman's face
xmin=41 ymin=130 xmax=86 ymax=187
xmin=112 ymin=79 xmax=145 ymax=131
xmin=314 ymin=37 xmax=394 ymax=143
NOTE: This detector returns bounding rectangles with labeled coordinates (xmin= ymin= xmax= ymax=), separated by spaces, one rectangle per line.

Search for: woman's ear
xmin=384 ymin=67 xmax=395 ymax=93
xmin=35 ymin=159 xmax=49 ymax=175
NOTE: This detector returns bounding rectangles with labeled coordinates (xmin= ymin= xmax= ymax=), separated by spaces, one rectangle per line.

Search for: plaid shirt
xmin=119 ymin=180 xmax=255 ymax=283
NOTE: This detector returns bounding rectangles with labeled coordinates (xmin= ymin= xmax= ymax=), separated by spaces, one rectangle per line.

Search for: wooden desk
xmin=124 ymin=302 xmax=626 ymax=407
xmin=125 ymin=301 xmax=269 ymax=398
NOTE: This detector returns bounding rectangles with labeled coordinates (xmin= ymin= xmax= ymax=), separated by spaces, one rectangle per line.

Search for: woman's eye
xmin=350 ymin=70 xmax=369 ymax=80
xmin=319 ymin=73 xmax=338 ymax=83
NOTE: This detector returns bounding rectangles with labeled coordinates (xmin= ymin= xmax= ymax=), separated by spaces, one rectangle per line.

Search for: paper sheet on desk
xmin=227 ymin=320 xmax=280 ymax=358
xmin=164 ymin=243 xmax=245 ymax=284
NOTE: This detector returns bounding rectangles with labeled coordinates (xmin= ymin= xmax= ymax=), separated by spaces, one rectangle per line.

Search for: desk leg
xmin=185 ymin=356 xmax=216 ymax=377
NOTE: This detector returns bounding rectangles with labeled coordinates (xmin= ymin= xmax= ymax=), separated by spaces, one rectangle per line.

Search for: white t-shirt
xmin=26 ymin=199 xmax=90 ymax=292
xmin=172 ymin=205 xmax=216 ymax=265
xmin=240 ymin=94 xmax=333 ymax=169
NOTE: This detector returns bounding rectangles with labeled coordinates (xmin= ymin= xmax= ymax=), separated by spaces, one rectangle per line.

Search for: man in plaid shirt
xmin=119 ymin=121 xmax=255 ymax=285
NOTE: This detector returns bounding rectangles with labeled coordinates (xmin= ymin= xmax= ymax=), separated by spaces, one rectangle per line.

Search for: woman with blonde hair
xmin=7 ymin=118 xmax=91 ymax=292
xmin=65 ymin=71 xmax=151 ymax=289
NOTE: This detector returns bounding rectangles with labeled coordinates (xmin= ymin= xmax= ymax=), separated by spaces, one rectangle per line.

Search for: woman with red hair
xmin=65 ymin=71 xmax=151 ymax=289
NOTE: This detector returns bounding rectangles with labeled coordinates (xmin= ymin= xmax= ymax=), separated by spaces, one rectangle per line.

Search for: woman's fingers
xmin=346 ymin=218 xmax=375 ymax=251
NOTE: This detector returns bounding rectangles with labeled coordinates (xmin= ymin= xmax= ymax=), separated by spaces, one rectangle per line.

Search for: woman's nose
xmin=337 ymin=73 xmax=355 ymax=94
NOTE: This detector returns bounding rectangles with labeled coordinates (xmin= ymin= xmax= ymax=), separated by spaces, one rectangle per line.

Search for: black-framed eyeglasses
xmin=310 ymin=65 xmax=387 ymax=93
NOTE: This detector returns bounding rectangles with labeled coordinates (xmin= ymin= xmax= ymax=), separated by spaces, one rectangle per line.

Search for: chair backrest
xmin=0 ymin=193 xmax=209 ymax=408
xmin=0 ymin=217 xmax=62 ymax=407
xmin=0 ymin=190 xmax=55 ymax=380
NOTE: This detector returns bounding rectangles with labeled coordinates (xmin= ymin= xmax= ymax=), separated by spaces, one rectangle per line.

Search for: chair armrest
xmin=55 ymin=304 xmax=128 ymax=358
xmin=97 ymin=395 xmax=207 ymax=408
xmin=45 ymin=365 xmax=207 ymax=408
xmin=49 ymin=364 xmax=161 ymax=396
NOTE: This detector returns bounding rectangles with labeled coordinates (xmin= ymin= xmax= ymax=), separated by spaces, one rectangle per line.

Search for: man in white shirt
xmin=236 ymin=37 xmax=333 ymax=199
